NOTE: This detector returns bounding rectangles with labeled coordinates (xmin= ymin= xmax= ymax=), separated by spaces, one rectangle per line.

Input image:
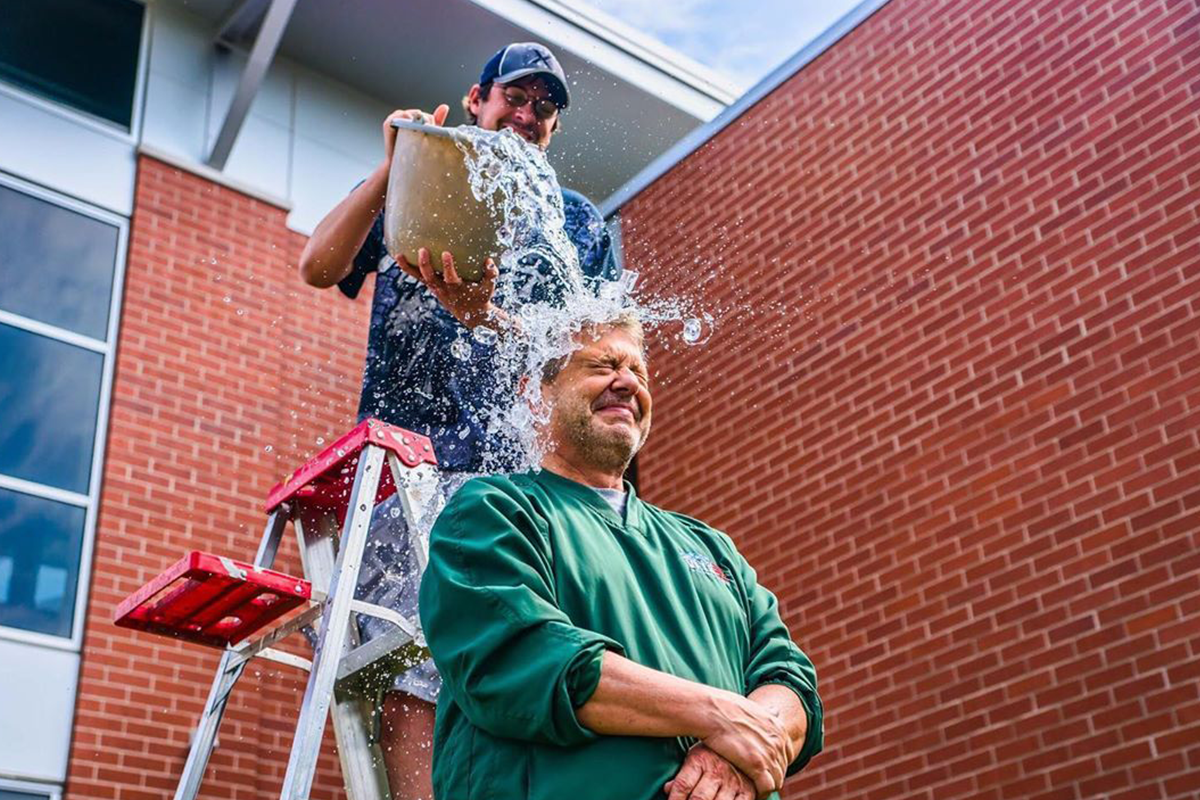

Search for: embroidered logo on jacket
xmin=680 ymin=550 xmax=731 ymax=585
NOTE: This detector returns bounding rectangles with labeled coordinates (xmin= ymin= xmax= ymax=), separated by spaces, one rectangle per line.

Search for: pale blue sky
xmin=577 ymin=0 xmax=866 ymax=90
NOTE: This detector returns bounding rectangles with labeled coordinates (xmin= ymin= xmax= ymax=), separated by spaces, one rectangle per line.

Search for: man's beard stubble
xmin=557 ymin=396 xmax=646 ymax=475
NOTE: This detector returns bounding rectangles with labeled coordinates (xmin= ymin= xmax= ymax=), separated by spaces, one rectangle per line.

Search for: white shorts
xmin=354 ymin=471 xmax=472 ymax=704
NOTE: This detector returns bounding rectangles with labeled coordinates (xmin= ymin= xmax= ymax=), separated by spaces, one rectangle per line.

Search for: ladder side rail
xmin=254 ymin=501 xmax=291 ymax=566
xmin=293 ymin=504 xmax=392 ymax=800
xmin=281 ymin=444 xmax=390 ymax=800
xmin=173 ymin=509 xmax=289 ymax=800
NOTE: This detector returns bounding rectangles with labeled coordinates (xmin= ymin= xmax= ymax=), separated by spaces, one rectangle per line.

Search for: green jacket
xmin=418 ymin=470 xmax=823 ymax=800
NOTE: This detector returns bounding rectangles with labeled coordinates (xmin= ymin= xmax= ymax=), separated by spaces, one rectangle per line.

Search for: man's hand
xmin=382 ymin=105 xmax=450 ymax=162
xmin=699 ymin=693 xmax=791 ymax=798
xmin=397 ymin=247 xmax=504 ymax=330
xmin=664 ymin=744 xmax=755 ymax=800
xmin=573 ymin=653 xmax=802 ymax=797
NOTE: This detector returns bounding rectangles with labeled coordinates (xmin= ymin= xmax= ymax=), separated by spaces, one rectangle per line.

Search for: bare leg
xmin=380 ymin=693 xmax=436 ymax=800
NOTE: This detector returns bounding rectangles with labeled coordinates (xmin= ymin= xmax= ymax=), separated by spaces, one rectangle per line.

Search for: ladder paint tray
xmin=114 ymin=551 xmax=313 ymax=648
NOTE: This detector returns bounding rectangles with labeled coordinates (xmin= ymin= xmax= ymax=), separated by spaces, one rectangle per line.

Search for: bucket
xmin=383 ymin=120 xmax=502 ymax=282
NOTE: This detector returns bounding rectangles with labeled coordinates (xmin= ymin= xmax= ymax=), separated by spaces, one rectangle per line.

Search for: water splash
xmin=407 ymin=126 xmax=716 ymax=472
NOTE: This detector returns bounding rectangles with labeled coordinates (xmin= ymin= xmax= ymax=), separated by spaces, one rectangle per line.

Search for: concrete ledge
xmin=136 ymin=143 xmax=293 ymax=211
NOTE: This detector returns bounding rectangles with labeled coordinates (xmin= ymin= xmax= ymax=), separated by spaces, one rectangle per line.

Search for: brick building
xmin=0 ymin=1 xmax=731 ymax=798
xmin=3 ymin=0 xmax=1198 ymax=799
xmin=609 ymin=0 xmax=1200 ymax=798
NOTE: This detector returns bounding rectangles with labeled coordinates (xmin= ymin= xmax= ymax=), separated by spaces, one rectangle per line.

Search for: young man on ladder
xmin=298 ymin=42 xmax=617 ymax=799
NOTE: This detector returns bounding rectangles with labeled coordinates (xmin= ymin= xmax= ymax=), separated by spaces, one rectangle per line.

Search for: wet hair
xmin=540 ymin=314 xmax=646 ymax=384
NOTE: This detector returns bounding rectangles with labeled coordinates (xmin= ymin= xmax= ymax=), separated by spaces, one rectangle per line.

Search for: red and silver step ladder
xmin=114 ymin=418 xmax=440 ymax=800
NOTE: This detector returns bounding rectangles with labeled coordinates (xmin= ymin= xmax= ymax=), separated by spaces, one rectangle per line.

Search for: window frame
xmin=0 ymin=0 xmax=149 ymax=141
xmin=0 ymin=776 xmax=61 ymax=800
xmin=0 ymin=171 xmax=129 ymax=652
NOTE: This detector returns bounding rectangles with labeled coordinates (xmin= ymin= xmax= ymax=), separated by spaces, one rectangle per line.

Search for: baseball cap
xmin=479 ymin=42 xmax=570 ymax=108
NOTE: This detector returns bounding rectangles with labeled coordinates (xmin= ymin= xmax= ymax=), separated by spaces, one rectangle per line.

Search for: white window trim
xmin=0 ymin=775 xmax=61 ymax=799
xmin=0 ymin=171 xmax=130 ymax=653
xmin=0 ymin=311 xmax=108 ymax=355
xmin=0 ymin=0 xmax=150 ymax=142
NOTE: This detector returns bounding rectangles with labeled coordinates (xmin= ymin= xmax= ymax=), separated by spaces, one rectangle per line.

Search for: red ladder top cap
xmin=264 ymin=418 xmax=437 ymax=512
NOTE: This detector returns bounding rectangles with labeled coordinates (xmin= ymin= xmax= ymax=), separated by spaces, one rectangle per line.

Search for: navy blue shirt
xmin=338 ymin=188 xmax=618 ymax=471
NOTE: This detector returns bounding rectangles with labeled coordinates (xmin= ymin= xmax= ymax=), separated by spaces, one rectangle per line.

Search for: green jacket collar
xmin=533 ymin=468 xmax=642 ymax=529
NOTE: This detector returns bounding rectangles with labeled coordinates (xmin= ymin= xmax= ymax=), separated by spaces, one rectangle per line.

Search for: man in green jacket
xmin=418 ymin=316 xmax=822 ymax=800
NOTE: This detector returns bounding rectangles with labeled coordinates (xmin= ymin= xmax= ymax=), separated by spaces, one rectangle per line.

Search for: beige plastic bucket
xmin=383 ymin=120 xmax=502 ymax=282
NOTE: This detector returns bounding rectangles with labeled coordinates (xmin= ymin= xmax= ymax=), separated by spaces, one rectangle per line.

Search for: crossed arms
xmin=580 ymin=653 xmax=809 ymax=799
xmin=418 ymin=479 xmax=823 ymax=799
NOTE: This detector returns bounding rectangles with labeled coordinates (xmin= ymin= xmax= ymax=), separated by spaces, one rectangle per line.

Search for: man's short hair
xmin=540 ymin=314 xmax=646 ymax=384
xmin=462 ymin=83 xmax=493 ymax=125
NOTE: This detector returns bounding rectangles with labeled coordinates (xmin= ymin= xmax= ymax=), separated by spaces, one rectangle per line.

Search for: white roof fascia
xmin=522 ymin=0 xmax=740 ymax=101
xmin=466 ymin=0 xmax=734 ymax=121
xmin=599 ymin=0 xmax=895 ymax=217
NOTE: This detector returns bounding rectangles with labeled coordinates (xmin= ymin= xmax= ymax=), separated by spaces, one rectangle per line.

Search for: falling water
xmin=431 ymin=125 xmax=712 ymax=473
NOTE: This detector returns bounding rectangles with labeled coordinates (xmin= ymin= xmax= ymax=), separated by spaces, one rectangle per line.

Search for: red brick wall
xmin=67 ymin=156 xmax=371 ymax=799
xmin=621 ymin=0 xmax=1200 ymax=798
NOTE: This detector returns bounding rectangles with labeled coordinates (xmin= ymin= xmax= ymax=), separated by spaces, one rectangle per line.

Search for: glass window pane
xmin=0 ymin=0 xmax=143 ymax=127
xmin=0 ymin=487 xmax=86 ymax=638
xmin=0 ymin=789 xmax=52 ymax=800
xmin=0 ymin=325 xmax=103 ymax=494
xmin=0 ymin=183 xmax=118 ymax=340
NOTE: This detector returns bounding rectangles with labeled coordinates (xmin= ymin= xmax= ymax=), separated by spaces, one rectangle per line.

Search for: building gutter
xmin=598 ymin=0 xmax=894 ymax=218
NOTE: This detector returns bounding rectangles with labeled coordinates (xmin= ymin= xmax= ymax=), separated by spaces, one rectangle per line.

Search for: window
xmin=0 ymin=0 xmax=144 ymax=128
xmin=0 ymin=327 xmax=104 ymax=494
xmin=0 ymin=778 xmax=57 ymax=800
xmin=0 ymin=183 xmax=119 ymax=338
xmin=0 ymin=175 xmax=125 ymax=645
xmin=0 ymin=489 xmax=87 ymax=638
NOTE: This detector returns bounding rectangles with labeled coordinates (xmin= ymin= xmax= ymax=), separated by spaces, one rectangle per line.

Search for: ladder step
xmin=335 ymin=626 xmax=428 ymax=701
xmin=114 ymin=551 xmax=312 ymax=648
xmin=265 ymin=418 xmax=436 ymax=516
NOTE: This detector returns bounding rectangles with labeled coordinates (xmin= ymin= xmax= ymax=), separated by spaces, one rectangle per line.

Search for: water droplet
xmin=316 ymin=437 xmax=325 ymax=446
xmin=236 ymin=308 xmax=245 ymax=316
xmin=450 ymin=336 xmax=471 ymax=360
xmin=223 ymin=296 xmax=231 ymax=303
xmin=472 ymin=326 xmax=498 ymax=346
xmin=263 ymin=445 xmax=273 ymax=453
xmin=682 ymin=318 xmax=703 ymax=343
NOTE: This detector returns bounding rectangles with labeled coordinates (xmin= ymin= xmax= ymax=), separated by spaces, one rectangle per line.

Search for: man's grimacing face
xmin=541 ymin=326 xmax=653 ymax=473
xmin=467 ymin=76 xmax=559 ymax=149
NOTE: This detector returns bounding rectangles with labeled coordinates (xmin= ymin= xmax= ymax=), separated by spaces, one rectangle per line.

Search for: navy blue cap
xmin=479 ymin=42 xmax=570 ymax=108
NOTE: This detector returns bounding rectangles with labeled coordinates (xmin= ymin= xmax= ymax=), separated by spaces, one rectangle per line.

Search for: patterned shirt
xmin=338 ymin=188 xmax=618 ymax=471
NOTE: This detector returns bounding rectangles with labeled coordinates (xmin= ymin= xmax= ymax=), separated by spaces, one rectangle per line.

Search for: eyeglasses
xmin=501 ymin=86 xmax=560 ymax=121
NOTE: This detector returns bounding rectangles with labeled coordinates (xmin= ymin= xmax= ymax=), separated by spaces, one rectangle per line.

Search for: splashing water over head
xmin=429 ymin=126 xmax=712 ymax=473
